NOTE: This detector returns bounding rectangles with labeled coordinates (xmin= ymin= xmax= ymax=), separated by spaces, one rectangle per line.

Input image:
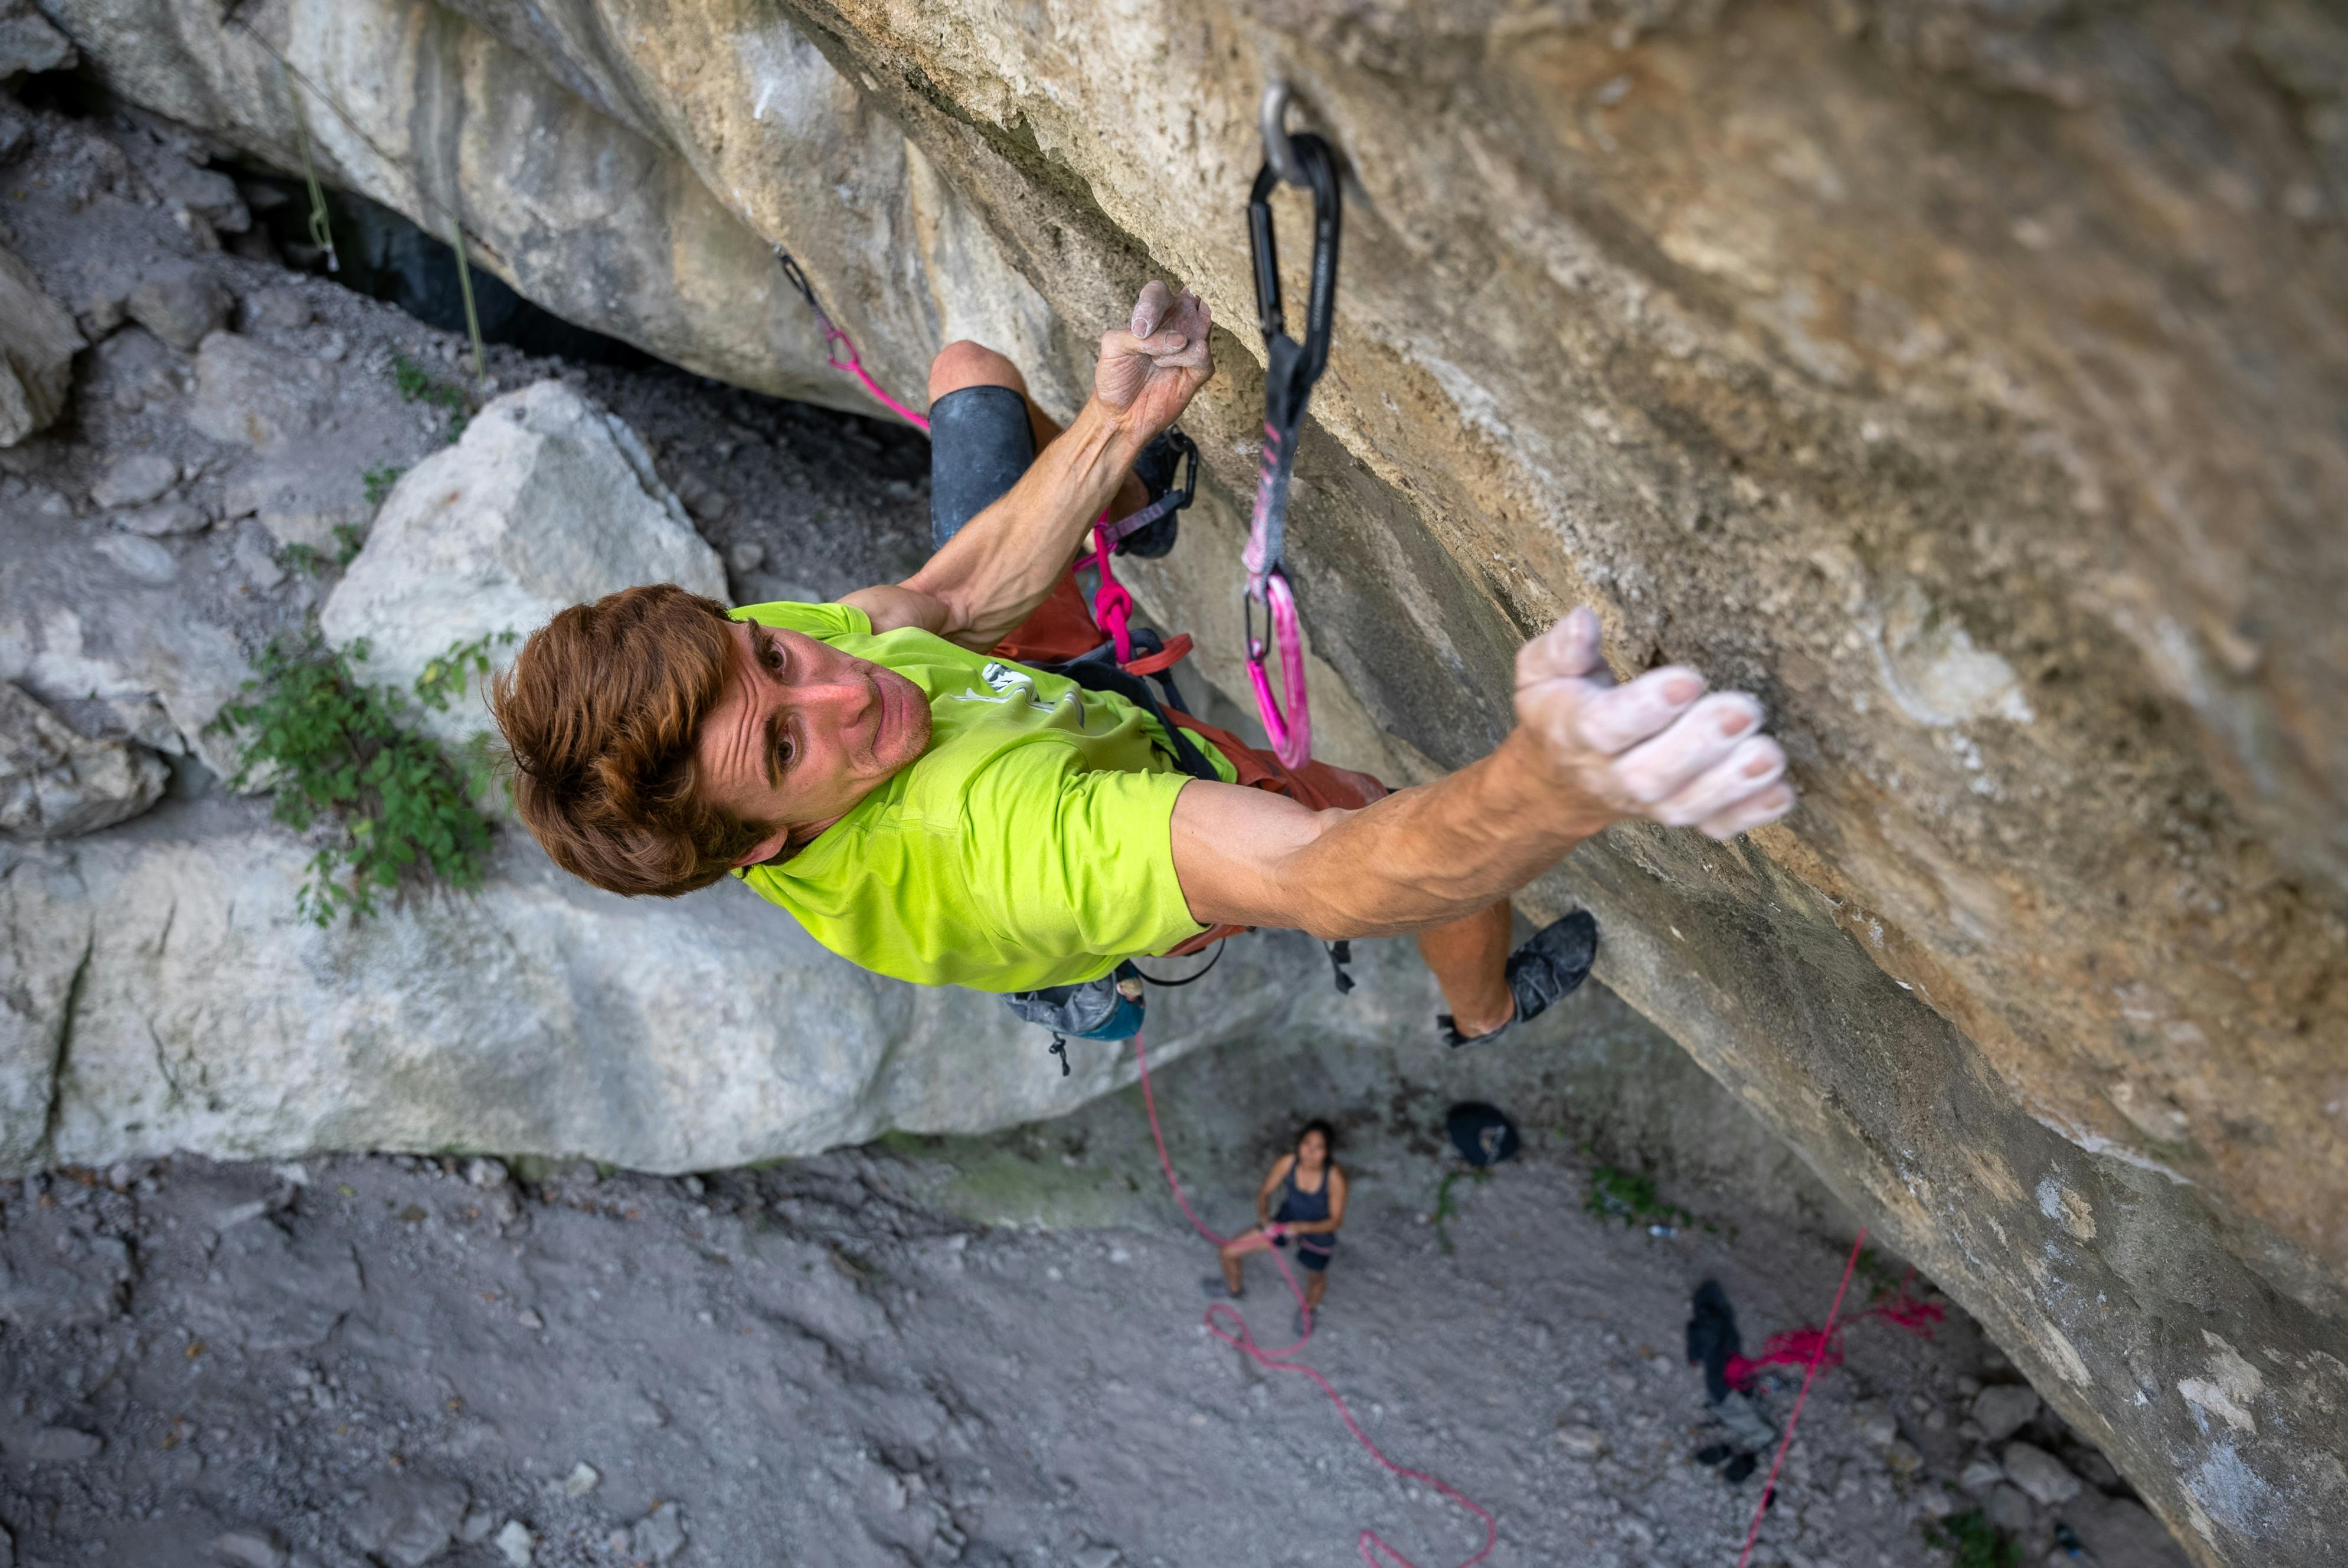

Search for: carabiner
xmin=1248 ymin=131 xmax=1342 ymax=430
xmin=1244 ymin=569 xmax=1312 ymax=770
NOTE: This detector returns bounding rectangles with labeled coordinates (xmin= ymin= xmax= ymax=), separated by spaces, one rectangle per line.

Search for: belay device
xmin=1245 ymin=81 xmax=1342 ymax=770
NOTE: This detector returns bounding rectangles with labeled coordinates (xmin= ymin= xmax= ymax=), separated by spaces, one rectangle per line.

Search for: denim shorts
xmin=929 ymin=384 xmax=1034 ymax=551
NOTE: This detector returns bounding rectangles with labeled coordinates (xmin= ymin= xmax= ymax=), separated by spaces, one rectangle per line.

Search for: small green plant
xmin=1432 ymin=1167 xmax=1491 ymax=1256
xmin=391 ymin=352 xmax=473 ymax=441
xmin=205 ymin=632 xmax=499 ymax=925
xmin=332 ymin=520 xmax=367 ymax=565
xmin=362 ymin=464 xmax=405 ymax=507
xmin=415 ymin=629 xmax=515 ymax=714
xmin=1584 ymin=1164 xmax=1694 ymax=1230
xmin=1924 ymin=1507 xmax=2022 ymax=1568
xmin=281 ymin=542 xmax=328 ymax=577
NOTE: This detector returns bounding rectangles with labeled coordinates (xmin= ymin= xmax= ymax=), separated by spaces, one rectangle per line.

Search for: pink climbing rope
xmin=1083 ymin=516 xmax=1137 ymax=663
xmin=1132 ymin=1032 xmax=1496 ymax=1568
xmin=1730 ymin=1230 xmax=1868 ymax=1568
xmin=1724 ymin=1263 xmax=1944 ymax=1390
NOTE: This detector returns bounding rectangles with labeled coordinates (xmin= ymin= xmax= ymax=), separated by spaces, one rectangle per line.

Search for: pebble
xmin=1971 ymin=1383 xmax=2040 ymax=1441
xmin=96 ymin=531 xmax=178 ymax=585
xmin=1848 ymin=1398 xmax=1899 ymax=1448
xmin=91 ymin=451 xmax=180 ymax=509
xmin=19 ymin=1427 xmax=103 ymax=1462
xmin=1984 ymin=1482 xmax=2035 ymax=1533
xmin=463 ymin=1158 xmax=509 ymax=1190
xmin=516 ymin=1308 xmax=544 ymax=1330
xmin=205 ymin=1529 xmax=286 ymax=1568
xmin=561 ymin=1461 xmax=600 ymax=1498
xmin=493 ymin=1520 xmax=535 ymax=1567
xmin=1555 ymin=1424 xmax=1606 ymax=1458
xmin=630 ymin=1501 xmax=687 ymax=1564
xmin=728 ymin=541 xmax=767 ymax=574
xmin=113 ymin=500 xmax=210 ymax=536
xmin=1958 ymin=1455 xmax=2006 ymax=1495
xmin=1882 ymin=1439 xmax=1924 ymax=1478
xmin=2000 ymin=1440 xmax=2081 ymax=1505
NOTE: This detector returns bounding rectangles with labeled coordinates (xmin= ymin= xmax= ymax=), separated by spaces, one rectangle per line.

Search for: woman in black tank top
xmin=1211 ymin=1120 xmax=1349 ymax=1317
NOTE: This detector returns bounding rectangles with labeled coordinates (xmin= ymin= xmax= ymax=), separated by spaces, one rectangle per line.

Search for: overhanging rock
xmin=40 ymin=2 xmax=2348 ymax=1562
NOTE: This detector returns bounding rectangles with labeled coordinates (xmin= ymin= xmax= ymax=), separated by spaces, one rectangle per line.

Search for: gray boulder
xmin=89 ymin=450 xmax=178 ymax=508
xmin=126 ymin=260 xmax=232 ymax=352
xmin=187 ymin=329 xmax=332 ymax=450
xmin=0 ymin=243 xmax=83 ymax=446
xmin=1971 ymin=1384 xmax=2042 ymax=1443
xmin=321 ymin=379 xmax=725 ymax=748
xmin=0 ymin=808 xmax=1298 ymax=1176
xmin=0 ymin=680 xmax=167 ymax=838
xmin=2002 ymin=1440 xmax=2084 ymax=1507
xmin=0 ymin=1 xmax=74 ymax=79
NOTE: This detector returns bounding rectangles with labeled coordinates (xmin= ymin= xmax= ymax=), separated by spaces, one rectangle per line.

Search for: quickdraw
xmin=1245 ymin=83 xmax=1342 ymax=770
xmin=774 ymin=249 xmax=933 ymax=431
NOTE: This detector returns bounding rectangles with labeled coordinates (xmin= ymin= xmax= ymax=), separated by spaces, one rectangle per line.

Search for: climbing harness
xmin=1245 ymin=81 xmax=1343 ymax=769
xmin=1134 ymin=1030 xmax=1496 ymax=1568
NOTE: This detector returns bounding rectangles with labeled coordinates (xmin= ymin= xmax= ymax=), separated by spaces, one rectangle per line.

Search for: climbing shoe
xmin=1114 ymin=428 xmax=1197 ymax=558
xmin=1438 ymin=909 xmax=1598 ymax=1047
xmin=1201 ymin=1275 xmax=1238 ymax=1300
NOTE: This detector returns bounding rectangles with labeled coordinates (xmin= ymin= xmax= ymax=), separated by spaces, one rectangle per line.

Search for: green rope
xmin=448 ymin=215 xmax=488 ymax=391
xmin=256 ymin=27 xmax=486 ymax=391
xmin=280 ymin=58 xmax=339 ymax=274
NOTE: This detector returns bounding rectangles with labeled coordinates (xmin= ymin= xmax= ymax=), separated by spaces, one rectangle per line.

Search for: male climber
xmin=488 ymin=281 xmax=1794 ymax=1046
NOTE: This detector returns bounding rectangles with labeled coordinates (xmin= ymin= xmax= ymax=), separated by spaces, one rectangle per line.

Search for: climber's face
xmin=698 ymin=619 xmax=930 ymax=862
xmin=1296 ymin=1129 xmax=1329 ymax=1172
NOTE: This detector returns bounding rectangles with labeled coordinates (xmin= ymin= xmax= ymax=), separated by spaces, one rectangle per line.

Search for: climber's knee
xmin=928 ymin=339 xmax=1027 ymax=402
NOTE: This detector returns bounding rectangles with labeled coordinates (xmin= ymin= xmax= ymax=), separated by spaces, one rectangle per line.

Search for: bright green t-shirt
xmin=730 ymin=601 xmax=1239 ymax=993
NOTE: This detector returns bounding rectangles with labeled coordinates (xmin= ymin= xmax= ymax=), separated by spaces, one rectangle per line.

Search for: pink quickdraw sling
xmin=1244 ymin=96 xmax=1343 ymax=770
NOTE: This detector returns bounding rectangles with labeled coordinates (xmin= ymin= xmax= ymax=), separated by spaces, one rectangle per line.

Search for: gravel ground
xmin=0 ymin=1019 xmax=2187 ymax=1568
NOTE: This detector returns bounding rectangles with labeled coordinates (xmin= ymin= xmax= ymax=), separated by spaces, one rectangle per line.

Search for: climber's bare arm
xmin=1171 ymin=610 xmax=1796 ymax=939
xmin=842 ymin=283 xmax=1211 ymax=650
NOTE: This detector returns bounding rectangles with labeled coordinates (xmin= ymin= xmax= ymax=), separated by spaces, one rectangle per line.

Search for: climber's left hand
xmin=1094 ymin=280 xmax=1212 ymax=443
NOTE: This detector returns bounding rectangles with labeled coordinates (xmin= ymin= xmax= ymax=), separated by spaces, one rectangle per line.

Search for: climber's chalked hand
xmin=1095 ymin=280 xmax=1212 ymax=444
xmin=1514 ymin=607 xmax=1794 ymax=840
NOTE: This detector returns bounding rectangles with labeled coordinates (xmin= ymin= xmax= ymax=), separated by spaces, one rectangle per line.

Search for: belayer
xmin=488 ymin=281 xmax=1794 ymax=1047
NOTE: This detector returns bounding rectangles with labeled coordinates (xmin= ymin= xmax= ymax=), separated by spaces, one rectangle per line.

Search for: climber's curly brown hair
xmin=489 ymin=583 xmax=768 ymax=896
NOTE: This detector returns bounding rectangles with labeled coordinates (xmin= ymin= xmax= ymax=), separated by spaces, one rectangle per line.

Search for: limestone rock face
xmin=0 ymin=680 xmax=168 ymax=839
xmin=319 ymin=379 xmax=726 ymax=748
xmin=0 ymin=803 xmax=1348 ymax=1179
xmin=0 ymin=244 xmax=83 ymax=446
xmin=40 ymin=1 xmax=2348 ymax=1561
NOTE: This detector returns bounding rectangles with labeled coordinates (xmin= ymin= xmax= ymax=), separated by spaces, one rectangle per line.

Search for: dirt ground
xmin=0 ymin=1013 xmax=2189 ymax=1568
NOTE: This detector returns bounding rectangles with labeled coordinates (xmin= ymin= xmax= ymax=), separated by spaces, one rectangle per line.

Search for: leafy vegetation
xmin=1924 ymin=1507 xmax=2022 ymax=1568
xmin=1431 ymin=1167 xmax=1491 ymax=1255
xmin=205 ymin=631 xmax=505 ymax=925
xmin=362 ymin=463 xmax=406 ymax=507
xmin=392 ymin=352 xmax=474 ymax=442
xmin=1584 ymin=1163 xmax=1695 ymax=1230
xmin=279 ymin=519 xmax=371 ymax=579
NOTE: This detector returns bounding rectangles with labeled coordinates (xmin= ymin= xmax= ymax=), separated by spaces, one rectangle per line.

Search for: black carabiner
xmin=1248 ymin=132 xmax=1342 ymax=433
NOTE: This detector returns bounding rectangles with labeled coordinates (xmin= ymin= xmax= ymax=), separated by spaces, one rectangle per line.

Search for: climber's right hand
xmin=1094 ymin=280 xmax=1212 ymax=443
xmin=1513 ymin=608 xmax=1795 ymax=840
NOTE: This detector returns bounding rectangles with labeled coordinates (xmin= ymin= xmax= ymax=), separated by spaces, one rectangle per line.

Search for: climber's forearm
xmin=896 ymin=397 xmax=1140 ymax=650
xmin=1170 ymin=731 xmax=1621 ymax=940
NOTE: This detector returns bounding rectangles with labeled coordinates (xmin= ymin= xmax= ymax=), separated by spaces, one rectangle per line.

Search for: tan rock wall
xmin=40 ymin=0 xmax=2348 ymax=1561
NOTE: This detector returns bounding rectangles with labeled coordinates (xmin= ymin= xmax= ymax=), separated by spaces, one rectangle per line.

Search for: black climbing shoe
xmin=1722 ymin=1451 xmax=1758 ymax=1485
xmin=1201 ymin=1275 xmax=1238 ymax=1300
xmin=1693 ymin=1444 xmax=1734 ymax=1467
xmin=1293 ymin=1305 xmax=1313 ymax=1341
xmin=1114 ymin=428 xmax=1197 ymax=558
xmin=1439 ymin=909 xmax=1597 ymax=1047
